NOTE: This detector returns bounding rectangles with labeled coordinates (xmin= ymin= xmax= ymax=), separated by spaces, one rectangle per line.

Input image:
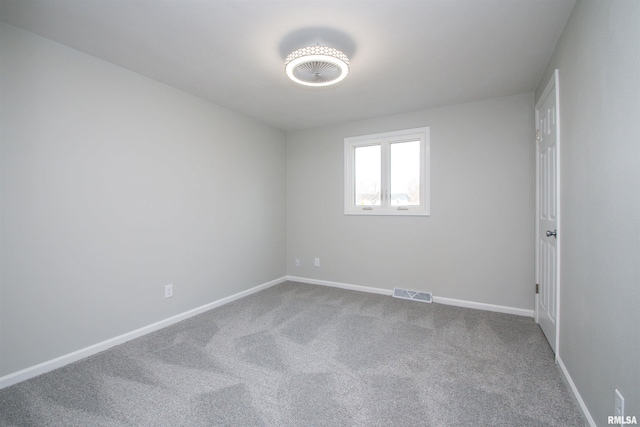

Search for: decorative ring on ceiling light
xmin=284 ymin=45 xmax=350 ymax=87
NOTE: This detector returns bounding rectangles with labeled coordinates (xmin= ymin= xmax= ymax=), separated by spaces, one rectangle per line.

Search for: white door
xmin=536 ymin=70 xmax=560 ymax=355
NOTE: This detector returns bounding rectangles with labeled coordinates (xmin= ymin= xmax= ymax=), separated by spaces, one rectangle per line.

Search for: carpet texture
xmin=0 ymin=281 xmax=584 ymax=426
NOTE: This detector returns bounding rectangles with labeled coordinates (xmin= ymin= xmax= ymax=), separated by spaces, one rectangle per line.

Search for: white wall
xmin=535 ymin=1 xmax=640 ymax=424
xmin=0 ymin=23 xmax=287 ymax=376
xmin=287 ymin=93 xmax=535 ymax=311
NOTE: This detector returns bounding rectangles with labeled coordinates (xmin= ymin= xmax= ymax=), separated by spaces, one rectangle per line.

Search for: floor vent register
xmin=392 ymin=288 xmax=433 ymax=303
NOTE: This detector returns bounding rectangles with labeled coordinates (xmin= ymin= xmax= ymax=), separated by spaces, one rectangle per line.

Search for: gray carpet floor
xmin=0 ymin=281 xmax=584 ymax=426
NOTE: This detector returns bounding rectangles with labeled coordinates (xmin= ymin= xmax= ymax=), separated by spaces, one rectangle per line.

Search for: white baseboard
xmin=557 ymin=356 xmax=596 ymax=427
xmin=433 ymin=296 xmax=534 ymax=317
xmin=0 ymin=276 xmax=287 ymax=390
xmin=286 ymin=276 xmax=533 ymax=317
xmin=286 ymin=275 xmax=392 ymax=296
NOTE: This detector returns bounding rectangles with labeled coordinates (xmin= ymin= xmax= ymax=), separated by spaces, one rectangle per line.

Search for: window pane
xmin=354 ymin=144 xmax=381 ymax=206
xmin=390 ymin=140 xmax=420 ymax=206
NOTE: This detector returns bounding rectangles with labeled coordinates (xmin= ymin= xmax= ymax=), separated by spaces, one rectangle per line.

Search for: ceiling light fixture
xmin=284 ymin=45 xmax=350 ymax=87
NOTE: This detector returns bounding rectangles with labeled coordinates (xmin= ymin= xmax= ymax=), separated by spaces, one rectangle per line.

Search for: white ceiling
xmin=0 ymin=0 xmax=575 ymax=131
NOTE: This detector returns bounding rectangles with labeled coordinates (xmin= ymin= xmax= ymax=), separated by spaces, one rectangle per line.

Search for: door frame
xmin=535 ymin=69 xmax=561 ymax=360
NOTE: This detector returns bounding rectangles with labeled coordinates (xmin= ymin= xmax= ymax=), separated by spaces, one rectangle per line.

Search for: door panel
xmin=536 ymin=70 xmax=559 ymax=354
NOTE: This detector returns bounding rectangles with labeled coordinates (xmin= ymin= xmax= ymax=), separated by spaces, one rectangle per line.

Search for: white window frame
xmin=344 ymin=127 xmax=430 ymax=216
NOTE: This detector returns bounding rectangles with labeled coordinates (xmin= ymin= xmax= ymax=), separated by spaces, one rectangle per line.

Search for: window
xmin=344 ymin=127 xmax=430 ymax=216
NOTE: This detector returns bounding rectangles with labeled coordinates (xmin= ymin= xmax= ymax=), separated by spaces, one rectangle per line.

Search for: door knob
xmin=546 ymin=230 xmax=557 ymax=238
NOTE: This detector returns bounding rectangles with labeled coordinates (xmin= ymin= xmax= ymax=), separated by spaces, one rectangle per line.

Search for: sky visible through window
xmin=354 ymin=140 xmax=420 ymax=206
xmin=354 ymin=144 xmax=381 ymax=205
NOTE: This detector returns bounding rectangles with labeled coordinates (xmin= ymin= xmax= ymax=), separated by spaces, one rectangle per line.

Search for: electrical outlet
xmin=615 ymin=389 xmax=624 ymax=420
xmin=295 ymin=258 xmax=300 ymax=267
xmin=314 ymin=258 xmax=320 ymax=267
xmin=165 ymin=284 xmax=173 ymax=298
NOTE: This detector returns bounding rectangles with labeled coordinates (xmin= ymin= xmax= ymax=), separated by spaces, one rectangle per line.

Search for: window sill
xmin=344 ymin=208 xmax=430 ymax=216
